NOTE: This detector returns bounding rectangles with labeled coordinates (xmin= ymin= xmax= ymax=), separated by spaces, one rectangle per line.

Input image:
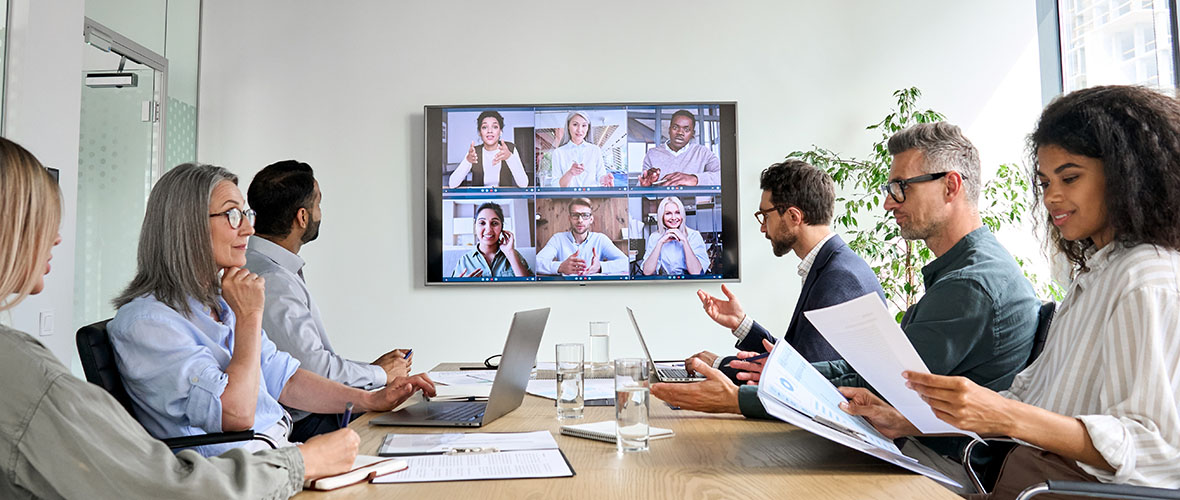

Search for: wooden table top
xmin=295 ymin=364 xmax=960 ymax=500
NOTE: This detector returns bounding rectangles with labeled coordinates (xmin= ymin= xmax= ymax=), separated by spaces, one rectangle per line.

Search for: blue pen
xmin=403 ymin=349 xmax=412 ymax=360
xmin=340 ymin=402 xmax=353 ymax=429
xmin=738 ymin=352 xmax=770 ymax=363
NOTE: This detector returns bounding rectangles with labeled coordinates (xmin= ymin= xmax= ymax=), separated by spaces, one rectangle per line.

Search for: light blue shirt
xmin=108 ymin=294 xmax=301 ymax=457
xmin=642 ymin=227 xmax=711 ymax=275
xmin=547 ymin=141 xmax=608 ymax=187
xmin=450 ymin=248 xmax=532 ymax=277
xmin=535 ymin=231 xmax=629 ymax=275
xmin=245 ymin=236 xmax=386 ymax=423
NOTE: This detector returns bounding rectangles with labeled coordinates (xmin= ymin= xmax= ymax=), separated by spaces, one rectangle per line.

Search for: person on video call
xmin=244 ymin=160 xmax=413 ymax=442
xmin=547 ymin=111 xmax=613 ymax=187
xmin=447 ymin=110 xmax=529 ymax=188
xmin=641 ymin=196 xmax=710 ymax=275
xmin=638 ymin=110 xmax=721 ymax=187
xmin=535 ymin=198 xmax=628 ymax=276
xmin=451 ymin=201 xmax=534 ymax=278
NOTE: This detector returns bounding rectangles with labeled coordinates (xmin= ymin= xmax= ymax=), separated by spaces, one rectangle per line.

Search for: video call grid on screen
xmin=425 ymin=102 xmax=740 ymax=285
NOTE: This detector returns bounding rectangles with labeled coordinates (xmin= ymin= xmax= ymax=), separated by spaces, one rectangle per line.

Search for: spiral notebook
xmin=560 ymin=420 xmax=674 ymax=443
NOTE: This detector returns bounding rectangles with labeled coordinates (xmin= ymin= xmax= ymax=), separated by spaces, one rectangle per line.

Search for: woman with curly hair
xmin=840 ymin=85 xmax=1180 ymax=498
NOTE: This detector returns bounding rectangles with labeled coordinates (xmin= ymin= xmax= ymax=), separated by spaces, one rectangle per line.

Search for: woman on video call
xmin=451 ymin=202 xmax=533 ymax=278
xmin=641 ymin=196 xmax=710 ymax=275
xmin=447 ymin=110 xmax=530 ymax=188
xmin=547 ymin=111 xmax=612 ymax=187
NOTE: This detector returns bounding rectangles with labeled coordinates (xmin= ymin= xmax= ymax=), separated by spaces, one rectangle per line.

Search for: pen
xmin=403 ymin=349 xmax=413 ymax=360
xmin=737 ymin=352 xmax=770 ymax=363
xmin=340 ymin=402 xmax=353 ymax=429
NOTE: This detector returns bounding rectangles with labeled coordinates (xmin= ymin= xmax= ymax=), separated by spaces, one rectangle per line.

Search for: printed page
xmin=380 ymin=430 xmax=558 ymax=456
xmin=371 ymin=449 xmax=573 ymax=483
xmin=804 ymin=293 xmax=982 ymax=440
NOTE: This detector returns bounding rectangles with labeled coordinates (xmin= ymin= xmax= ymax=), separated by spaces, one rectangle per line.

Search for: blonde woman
xmin=0 ymin=138 xmax=359 ymax=498
xmin=641 ymin=196 xmax=710 ymax=275
xmin=548 ymin=111 xmax=612 ymax=187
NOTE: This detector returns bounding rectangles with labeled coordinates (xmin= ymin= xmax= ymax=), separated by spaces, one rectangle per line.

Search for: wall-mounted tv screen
xmin=425 ymin=102 xmax=740 ymax=285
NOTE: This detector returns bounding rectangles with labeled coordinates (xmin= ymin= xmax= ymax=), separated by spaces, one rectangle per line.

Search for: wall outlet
xmin=39 ymin=311 xmax=54 ymax=336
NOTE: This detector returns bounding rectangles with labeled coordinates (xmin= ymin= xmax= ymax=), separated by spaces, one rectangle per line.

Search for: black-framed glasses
xmin=568 ymin=212 xmax=593 ymax=220
xmin=209 ymin=207 xmax=256 ymax=229
xmin=879 ymin=172 xmax=965 ymax=203
xmin=753 ymin=205 xmax=789 ymax=225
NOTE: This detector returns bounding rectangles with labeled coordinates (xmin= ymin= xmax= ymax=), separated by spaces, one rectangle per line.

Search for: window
xmin=1054 ymin=0 xmax=1177 ymax=93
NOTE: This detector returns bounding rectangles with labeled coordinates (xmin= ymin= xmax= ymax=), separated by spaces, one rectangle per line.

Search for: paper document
xmin=429 ymin=384 xmax=492 ymax=401
xmin=427 ymin=370 xmax=496 ymax=386
xmin=379 ymin=430 xmax=558 ymax=456
xmin=804 ymin=293 xmax=982 ymax=441
xmin=757 ymin=337 xmax=958 ymax=487
xmin=526 ymin=379 xmax=615 ymax=401
xmin=372 ymin=449 xmax=573 ymax=483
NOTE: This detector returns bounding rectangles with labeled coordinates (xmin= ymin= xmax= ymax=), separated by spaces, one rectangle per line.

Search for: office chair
xmin=76 ymin=319 xmax=276 ymax=450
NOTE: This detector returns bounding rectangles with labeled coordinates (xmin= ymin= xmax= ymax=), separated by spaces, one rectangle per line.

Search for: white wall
xmin=197 ymin=1 xmax=1044 ymax=372
xmin=2 ymin=0 xmax=85 ymax=365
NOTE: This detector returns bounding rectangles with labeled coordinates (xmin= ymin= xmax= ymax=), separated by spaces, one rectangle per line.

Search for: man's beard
xmin=301 ymin=218 xmax=321 ymax=243
xmin=770 ymin=232 xmax=796 ymax=257
xmin=897 ymin=217 xmax=940 ymax=241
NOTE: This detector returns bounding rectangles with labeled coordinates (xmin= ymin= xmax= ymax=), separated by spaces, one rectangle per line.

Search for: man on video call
xmin=244 ymin=160 xmax=412 ymax=441
xmin=638 ymin=110 xmax=721 ymax=186
xmin=535 ymin=198 xmax=629 ymax=276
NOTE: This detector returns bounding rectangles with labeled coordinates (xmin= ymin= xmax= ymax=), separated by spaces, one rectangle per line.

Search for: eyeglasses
xmin=753 ymin=205 xmax=789 ymax=225
xmin=879 ymin=172 xmax=965 ymax=203
xmin=209 ymin=207 xmax=256 ymax=229
xmin=568 ymin=212 xmax=593 ymax=220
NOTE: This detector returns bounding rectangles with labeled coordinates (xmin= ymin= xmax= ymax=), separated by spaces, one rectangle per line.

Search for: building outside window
xmin=1057 ymin=0 xmax=1176 ymax=92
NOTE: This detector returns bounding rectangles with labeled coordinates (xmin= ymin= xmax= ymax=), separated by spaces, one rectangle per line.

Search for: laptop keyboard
xmin=659 ymin=367 xmax=696 ymax=379
xmin=428 ymin=403 xmax=486 ymax=422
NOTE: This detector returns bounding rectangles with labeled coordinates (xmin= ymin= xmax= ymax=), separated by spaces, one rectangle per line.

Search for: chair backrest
xmin=76 ymin=319 xmax=138 ymax=416
xmin=1026 ymin=301 xmax=1057 ymax=367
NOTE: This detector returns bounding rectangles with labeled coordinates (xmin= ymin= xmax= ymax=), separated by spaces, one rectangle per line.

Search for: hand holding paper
xmin=803 ymin=293 xmax=983 ymax=441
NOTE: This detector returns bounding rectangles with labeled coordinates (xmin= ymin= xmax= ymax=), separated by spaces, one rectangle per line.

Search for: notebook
xmin=560 ymin=420 xmax=674 ymax=443
xmin=303 ymin=455 xmax=408 ymax=491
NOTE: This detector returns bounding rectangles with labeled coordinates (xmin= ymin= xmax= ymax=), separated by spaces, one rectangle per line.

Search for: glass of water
xmin=614 ymin=358 xmax=650 ymax=452
xmin=588 ymin=321 xmax=610 ymax=377
xmin=555 ymin=343 xmax=584 ymax=420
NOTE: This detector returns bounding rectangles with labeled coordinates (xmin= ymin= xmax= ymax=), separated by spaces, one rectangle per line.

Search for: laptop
xmin=626 ymin=307 xmax=705 ymax=383
xmin=369 ymin=307 xmax=550 ymax=427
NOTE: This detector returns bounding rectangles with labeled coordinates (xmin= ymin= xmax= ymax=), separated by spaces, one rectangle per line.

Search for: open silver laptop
xmin=369 ymin=307 xmax=549 ymax=427
xmin=626 ymin=307 xmax=705 ymax=383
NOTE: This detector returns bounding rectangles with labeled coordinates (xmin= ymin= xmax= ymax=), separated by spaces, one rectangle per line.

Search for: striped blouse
xmin=1002 ymin=243 xmax=1180 ymax=487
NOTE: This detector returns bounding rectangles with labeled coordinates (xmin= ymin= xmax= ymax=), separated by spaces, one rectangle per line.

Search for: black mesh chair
xmin=961 ymin=302 xmax=1179 ymax=499
xmin=76 ymin=319 xmax=276 ymax=450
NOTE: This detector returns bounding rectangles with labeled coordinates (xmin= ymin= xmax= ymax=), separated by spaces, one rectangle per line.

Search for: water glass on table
xmin=555 ymin=343 xmax=585 ymax=420
xmin=614 ymin=358 xmax=650 ymax=452
xmin=588 ymin=321 xmax=610 ymax=377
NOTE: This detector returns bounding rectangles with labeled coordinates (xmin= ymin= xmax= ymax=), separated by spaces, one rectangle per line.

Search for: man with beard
xmin=245 ymin=160 xmax=411 ymax=441
xmin=638 ymin=110 xmax=721 ymax=186
xmin=681 ymin=159 xmax=884 ymax=382
xmin=535 ymin=198 xmax=629 ymax=276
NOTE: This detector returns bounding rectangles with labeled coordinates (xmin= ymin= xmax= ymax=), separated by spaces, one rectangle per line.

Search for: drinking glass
xmin=588 ymin=321 xmax=610 ymax=377
xmin=555 ymin=343 xmax=585 ymax=420
xmin=614 ymin=358 xmax=650 ymax=452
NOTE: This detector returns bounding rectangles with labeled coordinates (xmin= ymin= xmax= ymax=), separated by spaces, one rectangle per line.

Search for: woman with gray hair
xmin=0 ymin=140 xmax=361 ymax=498
xmin=108 ymin=163 xmax=435 ymax=457
xmin=548 ymin=111 xmax=612 ymax=187
xmin=640 ymin=196 xmax=710 ymax=275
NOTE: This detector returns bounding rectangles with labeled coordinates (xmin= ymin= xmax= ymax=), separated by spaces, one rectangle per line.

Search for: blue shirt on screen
xmin=108 ymin=294 xmax=301 ymax=457
xmin=642 ymin=227 xmax=711 ymax=275
xmin=450 ymin=248 xmax=532 ymax=277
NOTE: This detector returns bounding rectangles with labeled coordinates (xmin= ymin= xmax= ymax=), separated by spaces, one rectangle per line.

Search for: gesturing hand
xmin=568 ymin=162 xmax=585 ymax=176
xmin=639 ymin=168 xmax=660 ymax=187
xmin=458 ymin=267 xmax=484 ymax=278
xmin=599 ymin=173 xmax=614 ymax=187
xmin=492 ymin=140 xmax=512 ymax=164
xmin=500 ymin=229 xmax=516 ymax=252
xmin=558 ymin=250 xmax=586 ymax=275
xmin=660 ymin=172 xmax=699 ymax=186
xmin=465 ymin=141 xmax=479 ymax=164
xmin=696 ymin=284 xmax=746 ymax=330
xmin=584 ymin=247 xmax=601 ymax=275
xmin=221 ymin=267 xmax=265 ymax=319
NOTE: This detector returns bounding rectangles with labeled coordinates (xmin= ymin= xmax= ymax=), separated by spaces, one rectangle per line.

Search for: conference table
xmin=295 ymin=364 xmax=960 ymax=499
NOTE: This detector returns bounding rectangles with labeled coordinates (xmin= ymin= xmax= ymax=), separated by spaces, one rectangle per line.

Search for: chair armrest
xmin=162 ymin=430 xmax=278 ymax=450
xmin=962 ymin=437 xmax=1020 ymax=493
xmin=1018 ymin=480 xmax=1180 ymax=500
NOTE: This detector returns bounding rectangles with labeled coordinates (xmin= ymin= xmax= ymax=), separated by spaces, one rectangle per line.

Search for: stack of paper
xmin=373 ymin=430 xmax=574 ymax=483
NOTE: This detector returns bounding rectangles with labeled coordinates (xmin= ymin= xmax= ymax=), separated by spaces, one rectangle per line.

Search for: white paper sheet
xmin=757 ymin=338 xmax=959 ymax=487
xmin=379 ymin=430 xmax=558 ymax=456
xmin=427 ymin=370 xmax=497 ymax=386
xmin=525 ymin=378 xmax=615 ymax=400
xmin=804 ymin=292 xmax=983 ymax=441
xmin=429 ymin=384 xmax=492 ymax=401
xmin=371 ymin=449 xmax=573 ymax=483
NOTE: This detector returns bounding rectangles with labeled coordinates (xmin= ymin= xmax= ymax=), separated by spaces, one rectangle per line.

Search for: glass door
xmin=74 ymin=19 xmax=168 ymax=328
